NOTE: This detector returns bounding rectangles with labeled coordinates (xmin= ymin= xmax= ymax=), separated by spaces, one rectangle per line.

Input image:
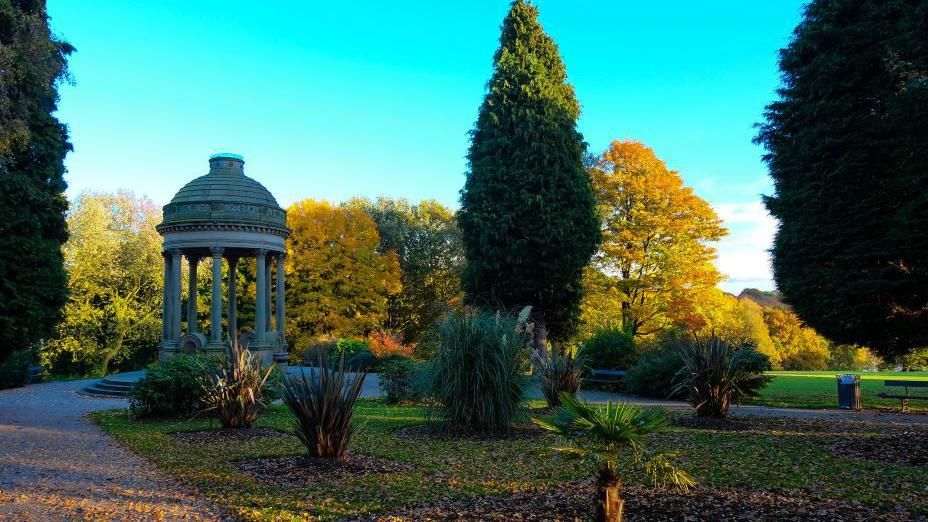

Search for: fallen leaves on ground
xmin=236 ymin=454 xmax=414 ymax=488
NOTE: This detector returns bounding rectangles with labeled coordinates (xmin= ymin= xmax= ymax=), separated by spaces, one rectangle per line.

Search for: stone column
xmin=170 ymin=249 xmax=183 ymax=341
xmin=275 ymin=253 xmax=285 ymax=341
xmin=161 ymin=253 xmax=171 ymax=344
xmin=254 ymin=249 xmax=267 ymax=345
xmin=209 ymin=247 xmax=224 ymax=346
xmin=228 ymin=256 xmax=238 ymax=346
xmin=265 ymin=255 xmax=273 ymax=333
xmin=186 ymin=255 xmax=199 ymax=333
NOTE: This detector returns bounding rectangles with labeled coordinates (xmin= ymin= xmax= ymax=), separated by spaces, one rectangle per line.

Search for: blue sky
xmin=48 ymin=1 xmax=805 ymax=293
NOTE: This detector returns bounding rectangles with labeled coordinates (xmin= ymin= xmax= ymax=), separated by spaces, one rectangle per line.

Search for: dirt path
xmin=0 ymin=379 xmax=226 ymax=521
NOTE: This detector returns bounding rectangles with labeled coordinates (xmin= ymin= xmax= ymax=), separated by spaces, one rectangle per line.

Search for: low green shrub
xmin=347 ymin=349 xmax=376 ymax=371
xmin=129 ymin=355 xmax=209 ymax=417
xmin=423 ymin=307 xmax=532 ymax=434
xmin=581 ymin=328 xmax=637 ymax=370
xmin=624 ymin=347 xmax=685 ymax=399
xmin=0 ymin=350 xmax=32 ymax=390
xmin=379 ymin=357 xmax=423 ymax=404
xmin=335 ymin=338 xmax=369 ymax=358
xmin=300 ymin=340 xmax=338 ymax=366
xmin=673 ymin=336 xmax=772 ymax=418
xmin=281 ymin=353 xmax=366 ymax=459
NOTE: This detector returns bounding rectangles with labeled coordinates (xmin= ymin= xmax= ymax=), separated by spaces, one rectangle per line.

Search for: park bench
xmin=878 ymin=380 xmax=928 ymax=413
xmin=586 ymin=369 xmax=627 ymax=389
xmin=27 ymin=365 xmax=45 ymax=383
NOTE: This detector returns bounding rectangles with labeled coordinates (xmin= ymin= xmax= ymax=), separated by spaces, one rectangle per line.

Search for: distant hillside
xmin=739 ymin=288 xmax=784 ymax=308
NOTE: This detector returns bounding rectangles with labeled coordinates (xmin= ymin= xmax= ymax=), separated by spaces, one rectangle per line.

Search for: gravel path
xmin=298 ymin=367 xmax=928 ymax=425
xmin=0 ymin=379 xmax=226 ymax=521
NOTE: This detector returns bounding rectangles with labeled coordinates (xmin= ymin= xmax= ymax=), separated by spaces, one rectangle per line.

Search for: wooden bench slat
xmin=586 ymin=369 xmax=627 ymax=385
xmin=884 ymin=380 xmax=928 ymax=388
xmin=881 ymin=379 xmax=928 ymax=413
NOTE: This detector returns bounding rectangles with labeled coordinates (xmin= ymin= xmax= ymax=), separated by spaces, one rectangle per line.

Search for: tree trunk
xmin=94 ymin=333 xmax=125 ymax=377
xmin=532 ymin=307 xmax=548 ymax=357
xmin=597 ymin=479 xmax=624 ymax=522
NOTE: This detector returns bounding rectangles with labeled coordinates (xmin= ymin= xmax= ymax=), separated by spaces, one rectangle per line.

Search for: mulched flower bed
xmin=350 ymin=482 xmax=918 ymax=521
xmin=169 ymin=427 xmax=291 ymax=444
xmin=394 ymin=423 xmax=546 ymax=442
xmin=236 ymin=454 xmax=414 ymax=488
xmin=670 ymin=414 xmax=927 ymax=437
xmin=831 ymin=431 xmax=928 ymax=466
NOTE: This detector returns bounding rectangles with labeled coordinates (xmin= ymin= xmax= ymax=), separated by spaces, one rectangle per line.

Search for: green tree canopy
xmin=458 ymin=0 xmax=599 ymax=351
xmin=348 ymin=197 xmax=464 ymax=343
xmin=0 ymin=0 xmax=72 ymax=361
xmin=756 ymin=0 xmax=928 ymax=359
xmin=44 ymin=192 xmax=163 ymax=376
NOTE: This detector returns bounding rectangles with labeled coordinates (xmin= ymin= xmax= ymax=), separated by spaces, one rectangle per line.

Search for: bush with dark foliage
xmin=129 ymin=356 xmax=209 ymax=417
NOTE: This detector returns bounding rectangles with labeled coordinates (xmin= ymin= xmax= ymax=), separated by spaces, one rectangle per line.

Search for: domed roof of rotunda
xmin=157 ymin=153 xmax=288 ymax=234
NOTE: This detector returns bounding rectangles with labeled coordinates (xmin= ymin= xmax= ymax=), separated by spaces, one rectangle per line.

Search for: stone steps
xmin=82 ymin=372 xmax=145 ymax=398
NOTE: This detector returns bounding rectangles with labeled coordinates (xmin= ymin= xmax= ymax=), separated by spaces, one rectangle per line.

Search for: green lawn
xmin=745 ymin=371 xmax=928 ymax=411
xmin=92 ymin=400 xmax=925 ymax=521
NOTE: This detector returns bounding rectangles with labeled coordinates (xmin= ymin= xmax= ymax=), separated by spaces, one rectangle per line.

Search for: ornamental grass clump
xmin=535 ymin=345 xmax=585 ymax=408
xmin=281 ymin=352 xmax=366 ymax=460
xmin=201 ymin=341 xmax=274 ymax=429
xmin=424 ymin=307 xmax=532 ymax=434
xmin=536 ymin=393 xmax=695 ymax=522
xmin=673 ymin=336 xmax=771 ymax=418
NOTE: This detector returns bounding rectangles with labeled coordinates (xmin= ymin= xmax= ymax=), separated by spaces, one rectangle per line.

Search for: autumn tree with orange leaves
xmin=584 ymin=140 xmax=727 ymax=338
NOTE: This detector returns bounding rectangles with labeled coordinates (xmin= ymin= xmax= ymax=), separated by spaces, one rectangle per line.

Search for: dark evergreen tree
xmin=756 ymin=0 xmax=928 ymax=359
xmin=0 ymin=0 xmax=72 ymax=362
xmin=458 ymin=0 xmax=599 ymax=352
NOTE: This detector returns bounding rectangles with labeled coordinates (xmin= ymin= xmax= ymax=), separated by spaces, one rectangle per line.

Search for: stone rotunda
xmin=156 ymin=153 xmax=289 ymax=366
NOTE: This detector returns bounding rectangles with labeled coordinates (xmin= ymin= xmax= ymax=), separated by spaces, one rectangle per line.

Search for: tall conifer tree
xmin=0 ymin=0 xmax=72 ymax=361
xmin=757 ymin=0 xmax=928 ymax=359
xmin=458 ymin=0 xmax=599 ymax=352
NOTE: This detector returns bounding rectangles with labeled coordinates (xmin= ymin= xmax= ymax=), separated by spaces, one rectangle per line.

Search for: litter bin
xmin=836 ymin=374 xmax=861 ymax=410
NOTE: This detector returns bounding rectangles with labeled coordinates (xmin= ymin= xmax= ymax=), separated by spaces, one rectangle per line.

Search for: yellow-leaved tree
xmin=285 ymin=200 xmax=401 ymax=348
xmin=583 ymin=140 xmax=727 ymax=337
xmin=44 ymin=192 xmax=163 ymax=376
xmin=763 ymin=306 xmax=831 ymax=370
xmin=694 ymin=290 xmax=778 ymax=365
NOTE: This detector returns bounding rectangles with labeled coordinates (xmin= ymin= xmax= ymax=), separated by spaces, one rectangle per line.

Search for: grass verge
xmin=746 ymin=371 xmax=928 ymax=411
xmin=92 ymin=399 xmax=925 ymax=520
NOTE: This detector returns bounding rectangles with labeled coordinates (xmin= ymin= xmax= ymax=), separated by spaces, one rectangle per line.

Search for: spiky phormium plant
xmin=281 ymin=352 xmax=366 ymax=460
xmin=534 ymin=345 xmax=585 ymax=408
xmin=673 ymin=336 xmax=771 ymax=418
xmin=201 ymin=341 xmax=274 ymax=429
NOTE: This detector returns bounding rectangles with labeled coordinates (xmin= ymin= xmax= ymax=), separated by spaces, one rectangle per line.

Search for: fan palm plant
xmin=535 ymin=393 xmax=694 ymax=522
xmin=201 ymin=340 xmax=274 ymax=429
xmin=280 ymin=351 xmax=366 ymax=460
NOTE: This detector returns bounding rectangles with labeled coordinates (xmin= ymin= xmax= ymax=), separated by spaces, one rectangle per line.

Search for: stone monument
xmin=156 ymin=153 xmax=289 ymax=366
